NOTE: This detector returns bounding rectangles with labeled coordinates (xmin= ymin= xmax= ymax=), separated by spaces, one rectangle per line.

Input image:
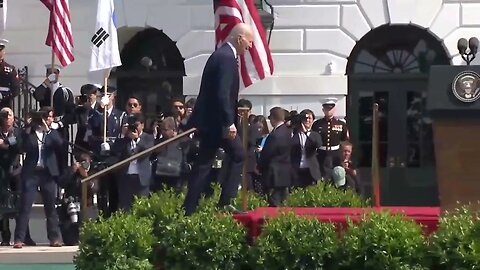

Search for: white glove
xmin=0 ymin=92 xmax=3 ymax=100
xmin=100 ymin=96 xmax=110 ymax=107
xmin=100 ymin=142 xmax=110 ymax=152
xmin=50 ymin=122 xmax=60 ymax=130
xmin=47 ymin=73 xmax=57 ymax=82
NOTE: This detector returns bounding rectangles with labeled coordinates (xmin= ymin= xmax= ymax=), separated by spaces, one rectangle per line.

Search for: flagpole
xmin=103 ymin=68 xmax=111 ymax=144
xmin=50 ymin=50 xmax=55 ymax=110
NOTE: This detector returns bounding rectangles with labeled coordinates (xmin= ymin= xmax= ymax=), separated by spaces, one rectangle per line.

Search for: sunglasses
xmin=128 ymin=103 xmax=139 ymax=108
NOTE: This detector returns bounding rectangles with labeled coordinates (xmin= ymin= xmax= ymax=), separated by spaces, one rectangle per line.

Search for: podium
xmin=427 ymin=65 xmax=480 ymax=211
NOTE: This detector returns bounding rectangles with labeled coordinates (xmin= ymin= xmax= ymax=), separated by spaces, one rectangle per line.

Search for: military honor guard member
xmin=311 ymin=97 xmax=350 ymax=180
xmin=0 ymin=39 xmax=20 ymax=109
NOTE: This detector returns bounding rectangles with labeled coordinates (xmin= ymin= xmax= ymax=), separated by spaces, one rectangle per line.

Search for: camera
xmin=28 ymin=111 xmax=47 ymax=126
xmin=126 ymin=115 xmax=139 ymax=132
xmin=212 ymin=148 xmax=225 ymax=169
xmin=80 ymin=160 xmax=90 ymax=170
xmin=78 ymin=94 xmax=88 ymax=104
xmin=63 ymin=196 xmax=80 ymax=223
xmin=0 ymin=110 xmax=8 ymax=119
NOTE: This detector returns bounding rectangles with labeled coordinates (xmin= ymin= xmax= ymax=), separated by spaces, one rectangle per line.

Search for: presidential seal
xmin=452 ymin=71 xmax=480 ymax=103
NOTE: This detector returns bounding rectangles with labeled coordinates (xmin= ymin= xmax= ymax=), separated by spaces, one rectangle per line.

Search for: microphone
xmin=458 ymin=38 xmax=468 ymax=55
xmin=469 ymin=37 xmax=479 ymax=55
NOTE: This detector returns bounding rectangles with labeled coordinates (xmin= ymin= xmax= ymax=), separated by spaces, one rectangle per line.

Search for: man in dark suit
xmin=183 ymin=23 xmax=253 ymax=215
xmin=14 ymin=107 xmax=63 ymax=248
xmin=112 ymin=113 xmax=154 ymax=211
xmin=259 ymin=107 xmax=293 ymax=206
xmin=291 ymin=109 xmax=323 ymax=188
xmin=33 ymin=64 xmax=76 ymax=171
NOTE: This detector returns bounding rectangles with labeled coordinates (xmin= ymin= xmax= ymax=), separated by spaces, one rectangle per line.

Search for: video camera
xmin=288 ymin=110 xmax=307 ymax=130
xmin=28 ymin=110 xmax=48 ymax=126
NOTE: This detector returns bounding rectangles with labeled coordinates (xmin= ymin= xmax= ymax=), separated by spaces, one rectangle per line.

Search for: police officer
xmin=0 ymin=39 xmax=20 ymax=109
xmin=33 ymin=64 xmax=75 ymax=171
xmin=311 ymin=98 xmax=350 ymax=180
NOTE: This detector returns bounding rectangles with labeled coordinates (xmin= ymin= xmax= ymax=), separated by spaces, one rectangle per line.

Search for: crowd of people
xmin=0 ymin=24 xmax=359 ymax=248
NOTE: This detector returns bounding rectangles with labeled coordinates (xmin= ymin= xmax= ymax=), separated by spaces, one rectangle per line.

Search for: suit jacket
xmin=291 ymin=131 xmax=323 ymax=181
xmin=113 ymin=132 xmax=154 ymax=187
xmin=186 ymin=43 xmax=239 ymax=146
xmin=74 ymin=102 xmax=101 ymax=146
xmin=0 ymin=127 xmax=23 ymax=183
xmin=258 ymin=124 xmax=293 ymax=188
xmin=21 ymin=128 xmax=63 ymax=178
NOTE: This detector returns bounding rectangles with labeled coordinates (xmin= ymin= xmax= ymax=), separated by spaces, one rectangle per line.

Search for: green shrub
xmin=75 ymin=212 xmax=155 ymax=270
xmin=338 ymin=211 xmax=428 ymax=270
xmin=286 ymin=181 xmax=368 ymax=207
xmin=429 ymin=206 xmax=480 ymax=270
xmin=197 ymin=183 xmax=268 ymax=214
xmin=252 ymin=212 xmax=339 ymax=269
xmin=132 ymin=188 xmax=185 ymax=239
xmin=162 ymin=211 xmax=249 ymax=270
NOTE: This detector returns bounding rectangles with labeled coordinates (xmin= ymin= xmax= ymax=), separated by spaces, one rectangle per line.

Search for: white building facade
xmin=5 ymin=0 xmax=476 ymax=204
xmin=3 ymin=0 xmax=476 ymax=117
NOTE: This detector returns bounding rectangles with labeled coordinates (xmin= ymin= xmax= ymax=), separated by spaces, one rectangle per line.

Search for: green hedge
xmin=252 ymin=212 xmax=338 ymax=269
xmin=429 ymin=206 xmax=480 ymax=270
xmin=161 ymin=211 xmax=249 ymax=270
xmin=76 ymin=186 xmax=480 ymax=269
xmin=74 ymin=212 xmax=155 ymax=270
xmin=286 ymin=181 xmax=369 ymax=207
xmin=338 ymin=212 xmax=428 ymax=270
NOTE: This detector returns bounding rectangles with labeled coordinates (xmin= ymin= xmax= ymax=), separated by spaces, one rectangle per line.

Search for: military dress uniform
xmin=312 ymin=98 xmax=349 ymax=180
xmin=0 ymin=40 xmax=20 ymax=109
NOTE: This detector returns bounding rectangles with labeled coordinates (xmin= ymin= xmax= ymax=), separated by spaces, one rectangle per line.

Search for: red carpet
xmin=233 ymin=207 xmax=440 ymax=242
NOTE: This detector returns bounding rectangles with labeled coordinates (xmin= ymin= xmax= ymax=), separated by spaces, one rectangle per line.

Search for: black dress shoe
xmin=0 ymin=241 xmax=10 ymax=246
xmin=24 ymin=238 xmax=36 ymax=246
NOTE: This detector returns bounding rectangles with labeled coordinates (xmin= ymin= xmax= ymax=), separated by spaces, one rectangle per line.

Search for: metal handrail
xmin=81 ymin=128 xmax=196 ymax=184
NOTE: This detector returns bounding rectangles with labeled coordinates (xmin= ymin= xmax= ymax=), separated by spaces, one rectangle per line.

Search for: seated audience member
xmin=332 ymin=141 xmax=360 ymax=194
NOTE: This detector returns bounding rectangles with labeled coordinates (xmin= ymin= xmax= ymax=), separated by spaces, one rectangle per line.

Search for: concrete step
xmin=0 ymin=245 xmax=78 ymax=264
xmin=6 ymin=204 xmax=99 ymax=245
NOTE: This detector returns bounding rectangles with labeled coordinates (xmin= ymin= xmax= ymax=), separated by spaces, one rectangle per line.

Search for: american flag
xmin=41 ymin=0 xmax=74 ymax=67
xmin=214 ymin=0 xmax=274 ymax=89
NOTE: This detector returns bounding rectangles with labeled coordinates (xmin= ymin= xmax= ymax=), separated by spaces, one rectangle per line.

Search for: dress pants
xmin=14 ymin=168 xmax=61 ymax=243
xmin=183 ymin=135 xmax=244 ymax=216
xmin=117 ymin=174 xmax=149 ymax=212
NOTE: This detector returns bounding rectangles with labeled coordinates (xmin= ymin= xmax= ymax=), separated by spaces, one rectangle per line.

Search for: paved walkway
xmin=0 ymin=245 xmax=78 ymax=264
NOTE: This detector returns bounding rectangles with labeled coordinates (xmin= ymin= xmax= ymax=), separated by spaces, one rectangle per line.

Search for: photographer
xmin=13 ymin=107 xmax=63 ymax=248
xmin=57 ymin=153 xmax=98 ymax=246
xmin=0 ymin=107 xmax=34 ymax=246
xmin=112 ymin=113 xmax=154 ymax=211
xmin=290 ymin=109 xmax=323 ymax=188
xmin=73 ymin=84 xmax=100 ymax=156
